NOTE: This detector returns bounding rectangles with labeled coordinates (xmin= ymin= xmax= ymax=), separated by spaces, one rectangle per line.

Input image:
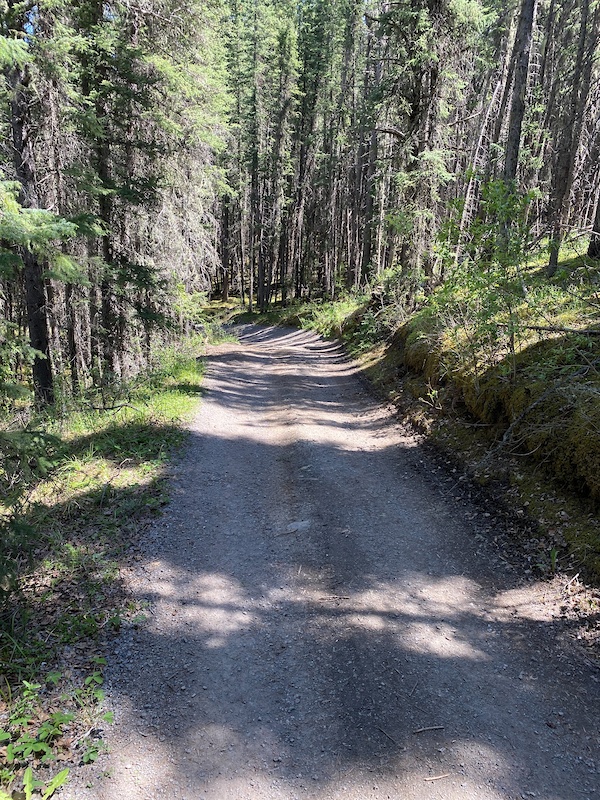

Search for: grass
xmin=0 ymin=334 xmax=210 ymax=795
xmin=232 ymin=295 xmax=370 ymax=341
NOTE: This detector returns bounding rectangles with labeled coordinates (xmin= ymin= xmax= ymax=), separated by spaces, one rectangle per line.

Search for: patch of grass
xmin=0 ymin=336 xmax=207 ymax=793
xmin=0 ymin=659 xmax=112 ymax=795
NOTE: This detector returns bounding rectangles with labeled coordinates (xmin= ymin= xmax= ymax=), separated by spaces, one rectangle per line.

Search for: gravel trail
xmin=60 ymin=325 xmax=599 ymax=800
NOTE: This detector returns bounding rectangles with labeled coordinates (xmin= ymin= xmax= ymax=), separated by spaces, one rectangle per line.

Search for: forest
xmin=0 ymin=1 xmax=599 ymax=794
xmin=0 ymin=0 xmax=599 ymax=405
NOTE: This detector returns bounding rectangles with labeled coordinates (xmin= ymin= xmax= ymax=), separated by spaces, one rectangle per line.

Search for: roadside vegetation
xmin=237 ymin=234 xmax=600 ymax=586
xmin=0 ymin=332 xmax=224 ymax=796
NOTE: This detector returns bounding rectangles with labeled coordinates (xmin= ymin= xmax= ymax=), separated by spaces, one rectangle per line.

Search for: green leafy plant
xmin=550 ymin=547 xmax=558 ymax=575
xmin=0 ymin=665 xmax=112 ymax=793
xmin=0 ymin=766 xmax=69 ymax=800
xmin=1 ymin=688 xmax=74 ymax=766
xmin=0 ymin=430 xmax=63 ymax=603
xmin=82 ymin=739 xmax=106 ymax=764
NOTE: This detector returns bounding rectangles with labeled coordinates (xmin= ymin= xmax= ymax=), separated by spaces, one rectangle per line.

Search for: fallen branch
xmin=424 ymin=773 xmax=450 ymax=782
xmin=71 ymin=725 xmax=95 ymax=750
xmin=319 ymin=595 xmax=350 ymax=600
xmin=377 ymin=726 xmax=400 ymax=746
xmin=524 ymin=325 xmax=600 ymax=336
xmin=89 ymin=403 xmax=144 ymax=414
xmin=413 ymin=725 xmax=444 ymax=734
xmin=565 ymin=572 xmax=580 ymax=590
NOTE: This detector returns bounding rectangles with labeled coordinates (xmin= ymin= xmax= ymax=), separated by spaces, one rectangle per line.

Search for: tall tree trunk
xmin=588 ymin=187 xmax=600 ymax=258
xmin=8 ymin=57 xmax=55 ymax=405
xmin=360 ymin=127 xmax=378 ymax=280
xmin=97 ymin=131 xmax=117 ymax=372
xmin=221 ymin=195 xmax=231 ymax=301
xmin=547 ymin=0 xmax=597 ymax=276
xmin=503 ymin=0 xmax=537 ymax=184
xmin=65 ymin=283 xmax=80 ymax=395
xmin=22 ymin=252 xmax=54 ymax=404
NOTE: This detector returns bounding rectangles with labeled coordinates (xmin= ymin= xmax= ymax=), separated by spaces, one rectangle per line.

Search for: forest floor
xmin=57 ymin=325 xmax=599 ymax=800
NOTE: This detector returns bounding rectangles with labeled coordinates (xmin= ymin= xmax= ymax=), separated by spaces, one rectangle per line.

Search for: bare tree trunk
xmin=22 ymin=252 xmax=54 ymax=404
xmin=361 ymin=127 xmax=378 ymax=280
xmin=65 ymin=283 xmax=80 ymax=395
xmin=221 ymin=196 xmax=231 ymax=301
xmin=504 ymin=0 xmax=537 ymax=183
xmin=7 ymin=56 xmax=55 ymax=404
xmin=547 ymin=0 xmax=597 ymax=276
xmin=588 ymin=188 xmax=600 ymax=258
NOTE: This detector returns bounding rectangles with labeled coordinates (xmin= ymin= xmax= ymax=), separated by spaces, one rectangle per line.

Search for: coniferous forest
xmin=1 ymin=0 xmax=599 ymax=404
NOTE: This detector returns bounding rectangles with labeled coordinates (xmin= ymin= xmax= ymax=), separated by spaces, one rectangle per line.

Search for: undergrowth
xmin=233 ymin=295 xmax=371 ymax=344
xmin=0 ymin=332 xmax=213 ymax=795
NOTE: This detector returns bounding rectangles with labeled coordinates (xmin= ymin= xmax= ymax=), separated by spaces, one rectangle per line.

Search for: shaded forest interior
xmin=1 ymin=0 xmax=600 ymax=405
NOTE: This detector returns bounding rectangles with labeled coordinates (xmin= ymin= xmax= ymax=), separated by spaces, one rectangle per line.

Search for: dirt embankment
xmin=326 ymin=298 xmax=600 ymax=585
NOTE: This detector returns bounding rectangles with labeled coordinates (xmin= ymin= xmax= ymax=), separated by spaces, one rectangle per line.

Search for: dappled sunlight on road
xmin=62 ymin=327 xmax=599 ymax=800
xmin=95 ymin=690 xmax=523 ymax=800
xmin=136 ymin=561 xmax=541 ymax=671
xmin=142 ymin=567 xmax=260 ymax=646
xmin=403 ymin=619 xmax=487 ymax=660
xmin=492 ymin=584 xmax=564 ymax=623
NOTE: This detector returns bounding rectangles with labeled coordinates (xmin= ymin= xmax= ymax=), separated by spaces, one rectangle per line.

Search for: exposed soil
xmin=59 ymin=325 xmax=599 ymax=800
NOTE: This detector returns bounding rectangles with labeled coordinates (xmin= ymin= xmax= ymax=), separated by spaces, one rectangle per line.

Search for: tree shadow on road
xmin=71 ymin=328 xmax=600 ymax=799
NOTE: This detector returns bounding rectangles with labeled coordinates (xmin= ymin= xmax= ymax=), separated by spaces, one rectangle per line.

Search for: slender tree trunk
xmin=8 ymin=58 xmax=55 ymax=404
xmin=547 ymin=0 xmax=597 ymax=276
xmin=588 ymin=189 xmax=600 ymax=258
xmin=504 ymin=0 xmax=537 ymax=183
xmin=361 ymin=127 xmax=378 ymax=279
xmin=221 ymin=196 xmax=231 ymax=301
xmin=98 ymin=138 xmax=117 ymax=372
xmin=89 ymin=280 xmax=101 ymax=377
xmin=65 ymin=283 xmax=80 ymax=395
xmin=22 ymin=253 xmax=54 ymax=404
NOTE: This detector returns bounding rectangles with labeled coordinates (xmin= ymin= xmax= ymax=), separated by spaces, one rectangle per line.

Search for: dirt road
xmin=61 ymin=325 xmax=599 ymax=800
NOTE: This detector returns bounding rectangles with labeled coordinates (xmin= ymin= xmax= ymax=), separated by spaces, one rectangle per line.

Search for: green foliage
xmin=0 ymin=429 xmax=64 ymax=600
xmin=426 ymin=181 xmax=542 ymax=384
xmin=0 ymin=662 xmax=113 ymax=795
xmin=399 ymin=189 xmax=600 ymax=521
xmin=0 ymin=182 xmax=77 ymax=262
xmin=301 ymin=297 xmax=368 ymax=338
xmin=0 ymin=766 xmax=69 ymax=800
xmin=0 ymin=321 xmax=36 ymax=404
xmin=0 ymin=675 xmax=73 ymax=793
xmin=0 ymin=34 xmax=29 ymax=67
xmin=0 ymin=335 xmax=206 ymax=717
xmin=173 ymin=285 xmax=208 ymax=330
